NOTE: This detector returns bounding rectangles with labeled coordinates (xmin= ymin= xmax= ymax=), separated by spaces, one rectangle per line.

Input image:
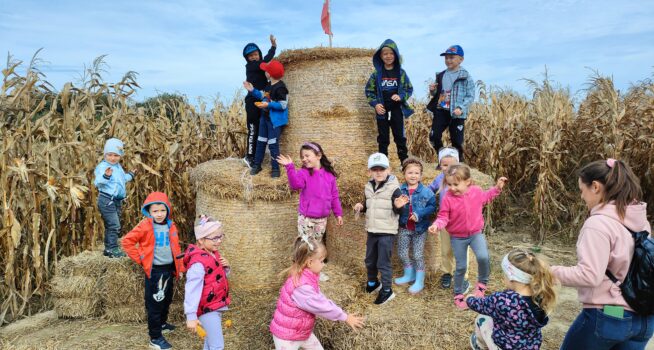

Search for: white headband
xmin=438 ymin=147 xmax=459 ymax=163
xmin=502 ymin=254 xmax=533 ymax=284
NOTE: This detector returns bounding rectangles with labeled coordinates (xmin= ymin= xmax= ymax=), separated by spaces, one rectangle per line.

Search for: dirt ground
xmin=1 ymin=225 xmax=652 ymax=350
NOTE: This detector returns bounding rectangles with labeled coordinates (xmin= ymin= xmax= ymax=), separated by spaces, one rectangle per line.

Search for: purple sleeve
xmin=291 ymin=285 xmax=347 ymax=322
xmin=285 ymin=163 xmax=306 ymax=191
xmin=466 ymin=292 xmax=499 ymax=317
xmin=184 ymin=263 xmax=205 ymax=321
xmin=331 ymin=177 xmax=343 ymax=217
xmin=428 ymin=173 xmax=443 ymax=193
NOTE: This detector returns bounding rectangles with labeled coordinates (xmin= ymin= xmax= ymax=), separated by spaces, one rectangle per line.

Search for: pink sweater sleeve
xmin=551 ymin=227 xmax=611 ymax=287
xmin=481 ymin=186 xmax=501 ymax=205
xmin=291 ymin=285 xmax=347 ymax=322
xmin=285 ymin=163 xmax=306 ymax=191
xmin=433 ymin=195 xmax=451 ymax=230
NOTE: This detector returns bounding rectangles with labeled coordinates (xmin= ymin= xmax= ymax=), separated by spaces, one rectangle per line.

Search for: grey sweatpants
xmin=199 ymin=310 xmax=225 ymax=350
xmin=451 ymin=233 xmax=490 ymax=295
xmin=365 ymin=232 xmax=395 ymax=289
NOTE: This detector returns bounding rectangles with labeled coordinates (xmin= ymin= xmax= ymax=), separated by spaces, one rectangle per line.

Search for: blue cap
xmin=103 ymin=138 xmax=124 ymax=156
xmin=244 ymin=44 xmax=258 ymax=56
xmin=440 ymin=45 xmax=464 ymax=57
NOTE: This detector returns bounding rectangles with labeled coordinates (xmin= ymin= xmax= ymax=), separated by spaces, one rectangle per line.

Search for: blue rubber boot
xmin=394 ymin=265 xmax=415 ymax=285
xmin=408 ymin=270 xmax=426 ymax=294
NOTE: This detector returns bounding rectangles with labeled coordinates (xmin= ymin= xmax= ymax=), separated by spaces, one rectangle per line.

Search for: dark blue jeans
xmin=98 ymin=194 xmax=122 ymax=250
xmin=254 ymin=115 xmax=281 ymax=170
xmin=560 ymin=308 xmax=654 ymax=350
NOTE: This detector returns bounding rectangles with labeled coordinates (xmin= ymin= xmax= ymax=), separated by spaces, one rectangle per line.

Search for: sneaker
xmin=103 ymin=248 xmax=126 ymax=258
xmin=319 ymin=272 xmax=330 ymax=282
xmin=469 ymin=334 xmax=482 ymax=350
xmin=440 ymin=273 xmax=452 ymax=289
xmin=460 ymin=279 xmax=471 ymax=295
xmin=474 ymin=282 xmax=488 ymax=298
xmin=242 ymin=157 xmax=253 ymax=169
xmin=149 ymin=336 xmax=172 ymax=350
xmin=250 ymin=165 xmax=262 ymax=176
xmin=365 ymin=281 xmax=381 ymax=294
xmin=271 ymin=169 xmax=280 ymax=178
xmin=454 ymin=294 xmax=468 ymax=310
xmin=161 ymin=323 xmax=176 ymax=334
xmin=374 ymin=288 xmax=395 ymax=305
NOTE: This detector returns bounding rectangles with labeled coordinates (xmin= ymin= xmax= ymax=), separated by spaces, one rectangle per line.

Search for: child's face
xmin=300 ymin=149 xmax=321 ymax=169
xmin=446 ymin=175 xmax=471 ymax=196
xmin=105 ymin=152 xmax=121 ymax=165
xmin=199 ymin=230 xmax=225 ymax=252
xmin=444 ymin=54 xmax=463 ymax=70
xmin=380 ymin=47 xmax=395 ymax=67
xmin=307 ymin=248 xmax=326 ymax=275
xmin=578 ymin=177 xmax=603 ymax=211
xmin=247 ymin=51 xmax=260 ymax=62
xmin=148 ymin=204 xmax=168 ymax=223
xmin=403 ymin=164 xmax=422 ymax=187
xmin=439 ymin=156 xmax=456 ymax=173
xmin=369 ymin=167 xmax=390 ymax=184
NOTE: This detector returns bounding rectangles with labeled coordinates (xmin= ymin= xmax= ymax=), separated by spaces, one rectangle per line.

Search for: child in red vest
xmin=183 ymin=215 xmax=231 ymax=350
xmin=269 ymin=236 xmax=364 ymax=349
xmin=122 ymin=192 xmax=185 ymax=350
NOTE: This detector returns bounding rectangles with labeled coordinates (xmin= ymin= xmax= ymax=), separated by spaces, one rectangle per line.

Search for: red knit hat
xmin=260 ymin=60 xmax=285 ymax=79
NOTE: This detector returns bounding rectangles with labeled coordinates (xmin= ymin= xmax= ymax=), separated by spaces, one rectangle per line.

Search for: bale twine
xmin=51 ymin=250 xmax=106 ymax=318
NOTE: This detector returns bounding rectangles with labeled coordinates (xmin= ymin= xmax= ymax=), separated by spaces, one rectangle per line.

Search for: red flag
xmin=321 ymin=0 xmax=332 ymax=35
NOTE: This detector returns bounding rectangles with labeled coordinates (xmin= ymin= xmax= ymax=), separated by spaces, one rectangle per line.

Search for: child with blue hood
xmin=93 ymin=138 xmax=135 ymax=258
xmin=365 ymin=39 xmax=414 ymax=165
xmin=243 ymin=34 xmax=277 ymax=168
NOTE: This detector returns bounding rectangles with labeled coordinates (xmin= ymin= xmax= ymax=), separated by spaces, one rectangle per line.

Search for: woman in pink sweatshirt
xmin=428 ymin=164 xmax=508 ymax=309
xmin=552 ymin=159 xmax=653 ymax=349
xmin=270 ymin=237 xmax=364 ymax=349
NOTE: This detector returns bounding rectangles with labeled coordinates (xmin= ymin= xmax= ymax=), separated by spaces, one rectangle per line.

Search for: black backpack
xmin=605 ymin=225 xmax=654 ymax=315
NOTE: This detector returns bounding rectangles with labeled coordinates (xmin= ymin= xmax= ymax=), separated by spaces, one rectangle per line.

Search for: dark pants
xmin=376 ymin=104 xmax=408 ymax=163
xmin=145 ymin=264 xmax=175 ymax=340
xmin=254 ymin=115 xmax=281 ymax=170
xmin=560 ymin=308 xmax=654 ymax=350
xmin=245 ymin=100 xmax=261 ymax=160
xmin=97 ymin=194 xmax=122 ymax=251
xmin=430 ymin=108 xmax=465 ymax=162
xmin=365 ymin=233 xmax=395 ymax=290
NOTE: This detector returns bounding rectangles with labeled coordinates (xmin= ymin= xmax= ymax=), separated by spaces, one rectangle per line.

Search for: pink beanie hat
xmin=194 ymin=215 xmax=223 ymax=240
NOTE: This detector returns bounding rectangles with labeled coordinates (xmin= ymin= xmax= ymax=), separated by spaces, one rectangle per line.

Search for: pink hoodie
xmin=432 ymin=185 xmax=501 ymax=238
xmin=551 ymin=202 xmax=651 ymax=311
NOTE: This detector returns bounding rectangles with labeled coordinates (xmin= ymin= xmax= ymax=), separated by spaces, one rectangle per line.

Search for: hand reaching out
xmin=345 ymin=313 xmax=365 ymax=330
xmin=276 ymin=154 xmax=293 ymax=166
xmin=270 ymin=34 xmax=277 ymax=47
xmin=496 ymin=177 xmax=508 ymax=190
xmin=394 ymin=195 xmax=409 ymax=209
xmin=243 ymin=81 xmax=254 ymax=92
xmin=428 ymin=225 xmax=439 ymax=235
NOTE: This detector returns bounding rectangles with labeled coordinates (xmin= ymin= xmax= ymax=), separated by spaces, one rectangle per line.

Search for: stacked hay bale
xmin=50 ymin=250 xmax=106 ymax=318
xmin=99 ymin=257 xmax=146 ymax=322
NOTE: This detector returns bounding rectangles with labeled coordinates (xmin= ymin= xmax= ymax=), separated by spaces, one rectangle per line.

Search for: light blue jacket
xmin=431 ymin=67 xmax=475 ymax=119
xmin=93 ymin=160 xmax=134 ymax=199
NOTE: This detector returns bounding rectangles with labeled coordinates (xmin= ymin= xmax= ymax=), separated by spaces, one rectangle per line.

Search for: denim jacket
xmin=399 ymin=182 xmax=437 ymax=233
xmin=431 ymin=67 xmax=475 ymax=119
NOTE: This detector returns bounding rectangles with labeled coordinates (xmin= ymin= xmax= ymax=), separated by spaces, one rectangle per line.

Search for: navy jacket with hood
xmin=243 ymin=43 xmax=276 ymax=102
xmin=365 ymin=39 xmax=414 ymax=119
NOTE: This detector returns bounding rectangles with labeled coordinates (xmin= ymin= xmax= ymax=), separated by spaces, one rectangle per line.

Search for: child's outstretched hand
xmin=220 ymin=257 xmax=230 ymax=267
xmin=428 ymin=224 xmax=439 ymax=235
xmin=391 ymin=94 xmax=401 ymax=102
xmin=270 ymin=34 xmax=277 ymax=46
xmin=336 ymin=216 xmax=343 ymax=226
xmin=276 ymin=154 xmax=293 ymax=166
xmin=495 ymin=177 xmax=509 ymax=190
xmin=374 ymin=104 xmax=386 ymax=115
xmin=186 ymin=319 xmax=199 ymax=333
xmin=394 ymin=195 xmax=409 ymax=209
xmin=243 ymin=81 xmax=254 ymax=92
xmin=104 ymin=167 xmax=113 ymax=177
xmin=345 ymin=313 xmax=365 ymax=330
xmin=353 ymin=203 xmax=363 ymax=213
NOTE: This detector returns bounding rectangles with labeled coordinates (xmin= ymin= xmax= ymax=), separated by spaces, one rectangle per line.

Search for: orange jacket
xmin=121 ymin=192 xmax=185 ymax=278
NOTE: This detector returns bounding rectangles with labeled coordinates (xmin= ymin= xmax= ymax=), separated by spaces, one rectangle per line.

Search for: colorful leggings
xmin=397 ymin=228 xmax=427 ymax=270
xmin=473 ymin=315 xmax=499 ymax=350
xmin=297 ymin=215 xmax=328 ymax=242
xmin=273 ymin=333 xmax=324 ymax=350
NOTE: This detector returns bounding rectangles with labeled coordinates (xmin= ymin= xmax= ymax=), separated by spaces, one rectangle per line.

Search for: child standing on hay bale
xmin=243 ymin=35 xmax=277 ymax=168
xmin=270 ymin=236 xmax=364 ymax=349
xmin=466 ymin=249 xmax=556 ymax=350
xmin=121 ymin=192 xmax=185 ymax=350
xmin=277 ymin=141 xmax=343 ymax=282
xmin=426 ymin=45 xmax=475 ymax=163
xmin=365 ymin=39 xmax=414 ymax=164
xmin=243 ymin=59 xmax=289 ymax=178
xmin=428 ymin=147 xmax=470 ymax=289
xmin=94 ymin=138 xmax=135 ymax=258
xmin=428 ymin=164 xmax=508 ymax=309
xmin=394 ymin=158 xmax=436 ymax=294
xmin=184 ymin=216 xmax=231 ymax=350
xmin=354 ymin=153 xmax=404 ymax=305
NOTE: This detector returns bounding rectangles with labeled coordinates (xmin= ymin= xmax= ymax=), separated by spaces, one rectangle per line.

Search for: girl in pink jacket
xmin=552 ymin=159 xmax=653 ymax=349
xmin=277 ymin=142 xmax=343 ymax=281
xmin=270 ymin=237 xmax=364 ymax=349
xmin=428 ymin=164 xmax=508 ymax=309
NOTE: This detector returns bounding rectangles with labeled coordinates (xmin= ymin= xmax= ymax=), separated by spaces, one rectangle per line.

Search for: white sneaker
xmin=319 ymin=272 xmax=330 ymax=282
xmin=242 ymin=157 xmax=252 ymax=169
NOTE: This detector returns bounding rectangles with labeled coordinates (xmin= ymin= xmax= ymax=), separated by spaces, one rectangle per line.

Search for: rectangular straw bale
xmin=53 ymin=297 xmax=102 ymax=319
xmin=50 ymin=275 xmax=99 ymax=299
xmin=98 ymin=257 xmax=144 ymax=307
xmin=55 ymin=250 xmax=107 ymax=277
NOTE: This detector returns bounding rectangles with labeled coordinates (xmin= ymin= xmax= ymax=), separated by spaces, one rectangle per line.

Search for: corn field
xmin=1 ymin=52 xmax=653 ymax=324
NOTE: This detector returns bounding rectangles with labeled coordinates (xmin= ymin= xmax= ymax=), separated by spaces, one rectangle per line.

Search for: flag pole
xmin=328 ymin=0 xmax=333 ymax=47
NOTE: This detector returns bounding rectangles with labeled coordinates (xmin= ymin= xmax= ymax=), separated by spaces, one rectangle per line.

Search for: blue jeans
xmin=254 ymin=116 xmax=281 ymax=170
xmin=560 ymin=308 xmax=654 ymax=350
xmin=98 ymin=194 xmax=122 ymax=250
xmin=451 ymin=233 xmax=490 ymax=295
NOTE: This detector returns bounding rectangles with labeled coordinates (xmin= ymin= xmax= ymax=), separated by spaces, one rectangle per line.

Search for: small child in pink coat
xmin=269 ymin=237 xmax=364 ymax=349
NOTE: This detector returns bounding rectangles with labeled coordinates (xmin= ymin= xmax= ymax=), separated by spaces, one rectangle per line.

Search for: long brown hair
xmin=508 ymin=250 xmax=557 ymax=314
xmin=300 ymin=142 xmax=338 ymax=178
xmin=579 ymin=159 xmax=642 ymax=219
xmin=281 ymin=236 xmax=325 ymax=285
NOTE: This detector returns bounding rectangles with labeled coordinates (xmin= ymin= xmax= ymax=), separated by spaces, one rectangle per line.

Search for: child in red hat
xmin=243 ymin=59 xmax=289 ymax=178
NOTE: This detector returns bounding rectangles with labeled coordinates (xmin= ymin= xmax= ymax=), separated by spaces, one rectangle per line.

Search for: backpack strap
xmin=592 ymin=213 xmax=638 ymax=285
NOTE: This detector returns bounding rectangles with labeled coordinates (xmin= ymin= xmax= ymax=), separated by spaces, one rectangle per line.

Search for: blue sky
xmin=1 ymin=0 xmax=653 ymax=103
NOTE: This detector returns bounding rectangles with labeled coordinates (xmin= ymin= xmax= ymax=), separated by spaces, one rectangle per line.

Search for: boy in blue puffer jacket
xmin=93 ymin=138 xmax=135 ymax=258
